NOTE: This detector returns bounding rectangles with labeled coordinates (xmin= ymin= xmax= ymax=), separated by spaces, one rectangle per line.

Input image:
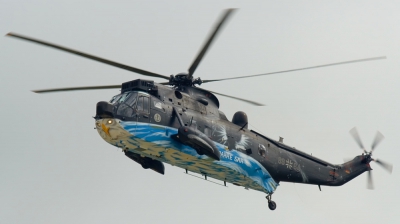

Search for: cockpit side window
xmin=117 ymin=103 xmax=133 ymax=117
xmin=115 ymin=92 xmax=138 ymax=118
xmin=143 ymin=97 xmax=149 ymax=113
xmin=137 ymin=96 xmax=143 ymax=111
xmin=125 ymin=92 xmax=138 ymax=107
xmin=137 ymin=95 xmax=150 ymax=113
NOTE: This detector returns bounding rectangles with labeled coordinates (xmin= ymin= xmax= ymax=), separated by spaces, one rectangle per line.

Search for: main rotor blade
xmin=159 ymin=82 xmax=264 ymax=105
xmin=32 ymin=85 xmax=121 ymax=93
xmin=371 ymin=131 xmax=384 ymax=152
xmin=349 ymin=127 xmax=367 ymax=153
xmin=188 ymin=9 xmax=236 ymax=78
xmin=208 ymin=90 xmax=265 ymax=106
xmin=367 ymin=170 xmax=374 ymax=190
xmin=202 ymin=56 xmax=386 ymax=83
xmin=6 ymin=33 xmax=169 ymax=80
xmin=375 ymin=159 xmax=393 ymax=174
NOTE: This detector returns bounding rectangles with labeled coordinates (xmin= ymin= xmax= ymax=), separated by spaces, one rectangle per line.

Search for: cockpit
xmin=101 ymin=91 xmax=164 ymax=121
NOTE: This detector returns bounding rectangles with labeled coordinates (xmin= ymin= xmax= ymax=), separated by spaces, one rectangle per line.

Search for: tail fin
xmin=330 ymin=155 xmax=370 ymax=186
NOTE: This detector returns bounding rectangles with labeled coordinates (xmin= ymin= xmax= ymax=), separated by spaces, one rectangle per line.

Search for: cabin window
xmin=154 ymin=102 xmax=162 ymax=109
xmin=258 ymin=144 xmax=266 ymax=157
xmin=151 ymin=97 xmax=165 ymax=112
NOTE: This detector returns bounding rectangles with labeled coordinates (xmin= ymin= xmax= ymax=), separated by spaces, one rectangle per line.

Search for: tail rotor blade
xmin=375 ymin=159 xmax=393 ymax=174
xmin=349 ymin=127 xmax=367 ymax=153
xmin=371 ymin=131 xmax=384 ymax=152
xmin=367 ymin=170 xmax=374 ymax=190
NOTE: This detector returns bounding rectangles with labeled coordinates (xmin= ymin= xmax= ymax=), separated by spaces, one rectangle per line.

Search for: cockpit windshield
xmin=109 ymin=94 xmax=121 ymax=104
xmin=113 ymin=92 xmax=138 ymax=117
xmin=110 ymin=92 xmax=138 ymax=106
xmin=110 ymin=91 xmax=160 ymax=120
xmin=118 ymin=93 xmax=130 ymax=103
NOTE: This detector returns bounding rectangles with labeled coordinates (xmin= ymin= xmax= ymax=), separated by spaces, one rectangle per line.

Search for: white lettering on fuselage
xmin=220 ymin=151 xmax=245 ymax=164
xmin=278 ymin=157 xmax=301 ymax=172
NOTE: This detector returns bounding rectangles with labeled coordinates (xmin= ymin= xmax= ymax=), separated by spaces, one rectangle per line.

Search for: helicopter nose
xmin=96 ymin=101 xmax=114 ymax=119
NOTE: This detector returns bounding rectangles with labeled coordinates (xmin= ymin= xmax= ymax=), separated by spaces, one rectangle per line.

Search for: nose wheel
xmin=266 ymin=194 xmax=277 ymax=211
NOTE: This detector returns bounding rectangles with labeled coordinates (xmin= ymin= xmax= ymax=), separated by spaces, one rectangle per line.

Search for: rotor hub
xmin=364 ymin=153 xmax=373 ymax=163
xmin=169 ymin=73 xmax=203 ymax=86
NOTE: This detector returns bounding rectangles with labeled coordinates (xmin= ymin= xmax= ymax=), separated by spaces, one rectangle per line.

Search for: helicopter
xmin=6 ymin=9 xmax=392 ymax=211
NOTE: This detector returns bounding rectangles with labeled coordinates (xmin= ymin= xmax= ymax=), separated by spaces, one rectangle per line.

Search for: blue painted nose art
xmin=96 ymin=119 xmax=278 ymax=194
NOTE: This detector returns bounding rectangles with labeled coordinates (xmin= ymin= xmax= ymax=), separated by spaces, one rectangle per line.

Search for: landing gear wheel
xmin=265 ymin=194 xmax=277 ymax=211
xmin=268 ymin=201 xmax=277 ymax=210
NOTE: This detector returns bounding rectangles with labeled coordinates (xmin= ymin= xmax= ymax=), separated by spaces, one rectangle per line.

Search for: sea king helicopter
xmin=7 ymin=9 xmax=392 ymax=210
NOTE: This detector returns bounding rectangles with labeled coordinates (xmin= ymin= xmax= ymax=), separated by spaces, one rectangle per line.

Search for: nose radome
xmin=96 ymin=101 xmax=114 ymax=118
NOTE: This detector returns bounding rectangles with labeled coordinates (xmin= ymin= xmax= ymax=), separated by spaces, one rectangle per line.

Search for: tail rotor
xmin=349 ymin=127 xmax=393 ymax=189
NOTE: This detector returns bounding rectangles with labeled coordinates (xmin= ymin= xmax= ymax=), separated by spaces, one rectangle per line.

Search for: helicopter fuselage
xmin=95 ymin=79 xmax=370 ymax=194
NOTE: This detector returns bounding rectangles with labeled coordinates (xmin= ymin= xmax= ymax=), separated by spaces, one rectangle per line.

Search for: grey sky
xmin=1 ymin=1 xmax=399 ymax=223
